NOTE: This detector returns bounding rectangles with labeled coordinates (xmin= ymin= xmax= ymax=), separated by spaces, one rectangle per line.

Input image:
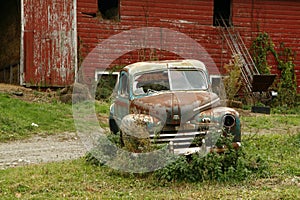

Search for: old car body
xmin=109 ymin=59 xmax=241 ymax=155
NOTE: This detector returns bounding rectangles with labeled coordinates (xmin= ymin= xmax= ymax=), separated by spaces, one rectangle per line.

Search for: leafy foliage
xmin=86 ymin=131 xmax=269 ymax=183
xmin=250 ymin=32 xmax=276 ymax=74
xmin=85 ymin=133 xmax=121 ymax=167
xmin=95 ymin=73 xmax=118 ymax=101
xmin=273 ymin=43 xmax=297 ymax=108
xmin=155 ymin=136 xmax=268 ymax=183
xmin=86 ymin=132 xmax=174 ymax=174
xmin=223 ymin=55 xmax=243 ymax=101
xmin=1 ymin=112 xmax=299 ymax=199
xmin=250 ymin=32 xmax=297 ymax=107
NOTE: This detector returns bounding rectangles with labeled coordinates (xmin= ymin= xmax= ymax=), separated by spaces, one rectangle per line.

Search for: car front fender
xmin=195 ymin=107 xmax=241 ymax=142
xmin=120 ymin=114 xmax=163 ymax=138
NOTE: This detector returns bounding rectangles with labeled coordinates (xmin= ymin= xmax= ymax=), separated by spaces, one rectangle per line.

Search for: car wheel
xmin=109 ymin=118 xmax=119 ymax=134
xmin=119 ymin=131 xmax=125 ymax=147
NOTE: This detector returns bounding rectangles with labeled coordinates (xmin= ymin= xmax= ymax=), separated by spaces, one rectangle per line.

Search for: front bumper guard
xmin=149 ymin=129 xmax=241 ymax=155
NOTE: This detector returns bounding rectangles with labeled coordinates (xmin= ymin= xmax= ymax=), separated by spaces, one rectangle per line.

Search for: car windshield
xmin=133 ymin=69 xmax=208 ymax=95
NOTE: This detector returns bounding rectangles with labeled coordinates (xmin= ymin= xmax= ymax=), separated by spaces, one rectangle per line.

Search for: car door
xmin=114 ymin=71 xmax=130 ymax=126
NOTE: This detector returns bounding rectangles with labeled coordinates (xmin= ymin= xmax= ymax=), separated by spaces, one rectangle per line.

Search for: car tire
xmin=119 ymin=131 xmax=125 ymax=147
xmin=109 ymin=118 xmax=119 ymax=134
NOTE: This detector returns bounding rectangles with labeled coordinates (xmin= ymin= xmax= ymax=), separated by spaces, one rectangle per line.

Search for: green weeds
xmin=0 ymin=93 xmax=75 ymax=141
xmin=154 ymin=136 xmax=269 ymax=183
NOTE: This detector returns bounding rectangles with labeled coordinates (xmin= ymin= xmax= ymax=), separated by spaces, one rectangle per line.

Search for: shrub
xmin=86 ymin=133 xmax=269 ymax=182
xmin=85 ymin=133 xmax=174 ymax=173
xmin=223 ymin=55 xmax=243 ymax=101
xmin=273 ymin=43 xmax=297 ymax=108
xmin=250 ymin=32 xmax=275 ymax=74
xmin=250 ymin=32 xmax=297 ymax=108
xmin=95 ymin=73 xmax=118 ymax=101
xmin=154 ymin=136 xmax=269 ymax=183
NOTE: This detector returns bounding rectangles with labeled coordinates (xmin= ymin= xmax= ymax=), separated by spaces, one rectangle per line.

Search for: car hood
xmin=131 ymin=91 xmax=220 ymax=123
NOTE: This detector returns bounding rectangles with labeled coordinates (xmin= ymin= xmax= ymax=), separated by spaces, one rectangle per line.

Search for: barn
xmin=0 ymin=0 xmax=299 ymax=93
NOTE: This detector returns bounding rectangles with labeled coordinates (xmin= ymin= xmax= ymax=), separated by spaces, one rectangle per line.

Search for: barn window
xmin=98 ymin=0 xmax=119 ymax=20
xmin=213 ymin=0 xmax=232 ymax=27
xmin=95 ymin=70 xmax=119 ymax=100
xmin=210 ymin=75 xmax=224 ymax=97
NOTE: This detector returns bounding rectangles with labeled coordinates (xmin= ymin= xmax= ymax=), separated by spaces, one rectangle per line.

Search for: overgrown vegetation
xmin=0 ymin=92 xmax=299 ymax=199
xmin=250 ymin=32 xmax=298 ymax=108
xmin=250 ymin=32 xmax=275 ymax=74
xmin=223 ymin=32 xmax=299 ymax=108
xmin=95 ymin=73 xmax=118 ymax=101
xmin=223 ymin=54 xmax=243 ymax=101
xmin=86 ymin=132 xmax=269 ymax=183
xmin=154 ymin=136 xmax=268 ymax=183
xmin=274 ymin=43 xmax=298 ymax=108
xmin=1 ymin=114 xmax=299 ymax=199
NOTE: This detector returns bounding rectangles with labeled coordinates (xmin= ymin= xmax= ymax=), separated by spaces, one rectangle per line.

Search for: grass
xmin=0 ymin=93 xmax=75 ymax=141
xmin=241 ymin=114 xmax=299 ymax=133
xmin=0 ymin=150 xmax=299 ymax=199
xmin=0 ymin=94 xmax=299 ymax=199
xmin=0 ymin=130 xmax=299 ymax=199
xmin=0 ymin=93 xmax=111 ymax=142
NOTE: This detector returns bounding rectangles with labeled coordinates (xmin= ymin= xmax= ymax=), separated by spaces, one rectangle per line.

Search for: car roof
xmin=122 ymin=59 xmax=207 ymax=75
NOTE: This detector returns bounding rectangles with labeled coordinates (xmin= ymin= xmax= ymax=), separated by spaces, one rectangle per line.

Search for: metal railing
xmin=216 ymin=16 xmax=260 ymax=94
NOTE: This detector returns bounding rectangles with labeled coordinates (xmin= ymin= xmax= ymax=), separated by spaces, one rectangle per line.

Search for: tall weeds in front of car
xmin=154 ymin=135 xmax=268 ymax=183
xmin=85 ymin=132 xmax=174 ymax=174
xmin=86 ymin=133 xmax=269 ymax=183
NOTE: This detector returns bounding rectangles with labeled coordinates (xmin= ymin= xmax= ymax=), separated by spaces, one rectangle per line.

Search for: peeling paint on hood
xmin=131 ymin=91 xmax=220 ymax=123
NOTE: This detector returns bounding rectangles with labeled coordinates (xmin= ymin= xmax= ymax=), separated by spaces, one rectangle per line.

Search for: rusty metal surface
xmin=110 ymin=60 xmax=241 ymax=155
xmin=131 ymin=91 xmax=220 ymax=123
xmin=21 ymin=0 xmax=76 ymax=86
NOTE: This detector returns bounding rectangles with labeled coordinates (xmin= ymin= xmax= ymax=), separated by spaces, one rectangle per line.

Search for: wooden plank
xmin=76 ymin=0 xmax=300 ymax=92
xmin=23 ymin=0 xmax=75 ymax=86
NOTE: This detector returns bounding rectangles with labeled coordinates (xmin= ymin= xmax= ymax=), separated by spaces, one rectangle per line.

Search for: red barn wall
xmin=77 ymin=0 xmax=227 ymax=80
xmin=21 ymin=0 xmax=77 ymax=87
xmin=77 ymin=0 xmax=300 ymax=92
xmin=232 ymin=0 xmax=300 ymax=93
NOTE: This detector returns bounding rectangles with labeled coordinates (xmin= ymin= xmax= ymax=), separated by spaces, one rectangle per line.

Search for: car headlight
xmin=222 ymin=114 xmax=236 ymax=128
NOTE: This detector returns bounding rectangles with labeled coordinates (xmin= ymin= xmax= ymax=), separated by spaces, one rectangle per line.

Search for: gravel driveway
xmin=0 ymin=132 xmax=87 ymax=170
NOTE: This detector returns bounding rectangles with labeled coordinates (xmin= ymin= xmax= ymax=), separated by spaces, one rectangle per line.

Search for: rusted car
xmin=109 ymin=59 xmax=241 ymax=155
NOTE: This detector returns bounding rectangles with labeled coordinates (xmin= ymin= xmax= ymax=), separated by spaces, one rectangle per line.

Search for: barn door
xmin=21 ymin=0 xmax=77 ymax=87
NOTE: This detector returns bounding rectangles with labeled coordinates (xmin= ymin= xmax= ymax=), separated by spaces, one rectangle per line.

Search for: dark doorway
xmin=213 ymin=0 xmax=232 ymax=27
xmin=0 ymin=0 xmax=21 ymax=84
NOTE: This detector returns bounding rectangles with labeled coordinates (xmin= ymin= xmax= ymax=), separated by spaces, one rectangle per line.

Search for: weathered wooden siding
xmin=233 ymin=0 xmax=300 ymax=92
xmin=21 ymin=0 xmax=77 ymax=86
xmin=77 ymin=0 xmax=300 ymax=92
xmin=77 ymin=0 xmax=228 ymax=82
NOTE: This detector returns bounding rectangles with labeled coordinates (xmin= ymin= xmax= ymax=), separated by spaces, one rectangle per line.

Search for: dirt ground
xmin=0 ymin=132 xmax=86 ymax=170
xmin=0 ymin=84 xmax=88 ymax=169
xmin=0 ymin=83 xmax=58 ymax=103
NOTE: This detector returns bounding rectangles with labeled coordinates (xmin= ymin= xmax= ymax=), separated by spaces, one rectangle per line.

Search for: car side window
xmin=119 ymin=72 xmax=129 ymax=97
